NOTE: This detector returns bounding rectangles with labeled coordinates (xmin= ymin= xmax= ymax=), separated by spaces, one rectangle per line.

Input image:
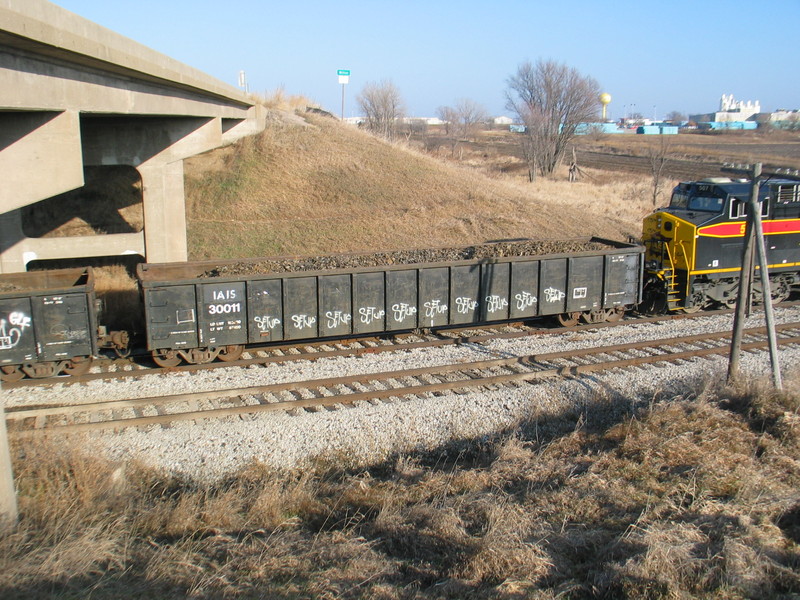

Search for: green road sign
xmin=337 ymin=69 xmax=350 ymax=76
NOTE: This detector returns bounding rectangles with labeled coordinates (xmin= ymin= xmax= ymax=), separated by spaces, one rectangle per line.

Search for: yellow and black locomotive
xmin=642 ymin=177 xmax=800 ymax=312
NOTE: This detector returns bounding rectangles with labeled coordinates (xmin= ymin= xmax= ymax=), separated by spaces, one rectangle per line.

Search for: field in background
xmin=414 ymin=127 xmax=800 ymax=182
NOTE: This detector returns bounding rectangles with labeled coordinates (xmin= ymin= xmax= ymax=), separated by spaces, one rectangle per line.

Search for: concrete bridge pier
xmin=0 ymin=115 xmax=234 ymax=272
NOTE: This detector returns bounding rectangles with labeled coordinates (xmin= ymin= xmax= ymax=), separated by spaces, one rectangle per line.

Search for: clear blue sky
xmin=52 ymin=0 xmax=800 ymax=120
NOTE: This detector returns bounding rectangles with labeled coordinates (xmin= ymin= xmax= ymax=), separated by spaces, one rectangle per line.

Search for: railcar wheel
xmin=152 ymin=349 xmax=181 ymax=368
xmin=63 ymin=356 xmax=92 ymax=376
xmin=217 ymin=345 xmax=244 ymax=362
xmin=770 ymin=278 xmax=790 ymax=304
xmin=605 ymin=307 xmax=625 ymax=322
xmin=0 ymin=365 xmax=24 ymax=382
xmin=556 ymin=312 xmax=581 ymax=327
xmin=682 ymin=289 xmax=706 ymax=314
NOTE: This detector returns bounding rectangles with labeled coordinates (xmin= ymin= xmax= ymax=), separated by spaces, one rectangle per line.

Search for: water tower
xmin=599 ymin=93 xmax=611 ymax=121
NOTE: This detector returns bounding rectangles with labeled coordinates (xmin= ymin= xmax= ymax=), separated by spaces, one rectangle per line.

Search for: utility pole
xmin=727 ymin=163 xmax=782 ymax=389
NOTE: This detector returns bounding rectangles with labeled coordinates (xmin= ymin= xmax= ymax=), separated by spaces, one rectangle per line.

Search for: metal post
xmin=341 ymin=83 xmax=345 ymax=120
xmin=728 ymin=164 xmax=760 ymax=382
xmin=749 ymin=185 xmax=783 ymax=390
xmin=0 ymin=402 xmax=18 ymax=532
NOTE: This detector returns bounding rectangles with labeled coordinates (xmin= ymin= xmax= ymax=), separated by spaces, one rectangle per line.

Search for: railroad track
xmin=8 ymin=322 xmax=800 ymax=437
xmin=0 ymin=306 xmax=762 ymax=390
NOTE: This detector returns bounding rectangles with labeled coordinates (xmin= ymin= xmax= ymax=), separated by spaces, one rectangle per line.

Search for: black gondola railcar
xmin=0 ymin=268 xmax=99 ymax=380
xmin=136 ymin=237 xmax=644 ymax=367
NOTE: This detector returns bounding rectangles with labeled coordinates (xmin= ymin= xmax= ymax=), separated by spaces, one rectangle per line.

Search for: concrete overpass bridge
xmin=0 ymin=0 xmax=265 ymax=272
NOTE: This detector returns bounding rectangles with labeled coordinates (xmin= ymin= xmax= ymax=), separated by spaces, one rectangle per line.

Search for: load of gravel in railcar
xmin=200 ymin=238 xmax=613 ymax=278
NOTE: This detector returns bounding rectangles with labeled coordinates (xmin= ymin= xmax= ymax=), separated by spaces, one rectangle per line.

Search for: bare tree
xmin=665 ymin=110 xmax=686 ymax=124
xmin=453 ymin=99 xmax=488 ymax=140
xmin=357 ymin=80 xmax=405 ymax=140
xmin=648 ymin=135 xmax=672 ymax=207
xmin=506 ymin=59 xmax=600 ymax=180
xmin=436 ymin=105 xmax=459 ymax=137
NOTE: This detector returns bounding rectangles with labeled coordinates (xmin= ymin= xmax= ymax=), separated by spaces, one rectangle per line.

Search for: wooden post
xmin=728 ymin=164 xmax=760 ymax=382
xmin=749 ymin=186 xmax=783 ymax=390
xmin=0 ymin=401 xmax=18 ymax=532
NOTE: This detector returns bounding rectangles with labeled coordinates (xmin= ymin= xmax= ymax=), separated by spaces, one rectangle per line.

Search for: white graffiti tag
xmin=291 ymin=314 xmax=317 ymax=329
xmin=0 ymin=311 xmax=31 ymax=350
xmin=325 ymin=310 xmax=352 ymax=329
xmin=391 ymin=303 xmax=418 ymax=322
xmin=424 ymin=300 xmax=448 ymax=319
xmin=544 ymin=287 xmax=566 ymax=303
xmin=359 ymin=306 xmax=386 ymax=325
xmin=485 ymin=295 xmax=509 ymax=314
xmin=455 ymin=297 xmax=479 ymax=314
xmin=254 ymin=315 xmax=281 ymax=331
xmin=514 ymin=291 xmax=537 ymax=311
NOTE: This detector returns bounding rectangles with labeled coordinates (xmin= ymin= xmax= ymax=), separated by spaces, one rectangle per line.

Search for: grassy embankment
xmin=2 ymin=379 xmax=798 ymax=598
xmin=183 ymin=111 xmax=655 ymax=261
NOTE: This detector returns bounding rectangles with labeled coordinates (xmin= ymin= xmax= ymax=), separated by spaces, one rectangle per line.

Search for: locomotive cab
xmin=642 ymin=177 xmax=800 ymax=312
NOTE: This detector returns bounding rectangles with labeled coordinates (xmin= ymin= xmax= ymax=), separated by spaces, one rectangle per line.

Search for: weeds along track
xmin=8 ymin=322 xmax=800 ymax=437
xmin=1 ymin=309 xmax=752 ymax=390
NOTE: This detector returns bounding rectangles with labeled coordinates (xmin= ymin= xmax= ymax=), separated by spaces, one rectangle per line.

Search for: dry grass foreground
xmin=183 ymin=112 xmax=656 ymax=261
xmin=2 ymin=376 xmax=798 ymax=599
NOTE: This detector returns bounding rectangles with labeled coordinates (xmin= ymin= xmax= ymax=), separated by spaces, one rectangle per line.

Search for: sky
xmin=51 ymin=0 xmax=800 ymax=120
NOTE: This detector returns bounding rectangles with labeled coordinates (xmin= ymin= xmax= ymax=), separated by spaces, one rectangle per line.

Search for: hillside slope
xmin=184 ymin=111 xmax=652 ymax=261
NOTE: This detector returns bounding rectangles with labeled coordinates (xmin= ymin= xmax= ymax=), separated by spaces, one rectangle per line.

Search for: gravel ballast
xmin=4 ymin=307 xmax=799 ymax=483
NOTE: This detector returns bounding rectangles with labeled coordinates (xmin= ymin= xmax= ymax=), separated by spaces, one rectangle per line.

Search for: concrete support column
xmin=138 ymin=161 xmax=188 ymax=263
xmin=0 ymin=210 xmax=27 ymax=273
xmin=0 ymin=110 xmax=84 ymax=213
xmin=0 ymin=403 xmax=18 ymax=532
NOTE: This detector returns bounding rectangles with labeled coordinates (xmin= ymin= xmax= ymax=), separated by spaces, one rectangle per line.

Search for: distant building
xmin=690 ymin=94 xmax=761 ymax=123
xmin=493 ymin=116 xmax=513 ymax=126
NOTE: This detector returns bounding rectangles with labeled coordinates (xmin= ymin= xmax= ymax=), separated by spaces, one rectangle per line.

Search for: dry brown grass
xmin=3 ymin=374 xmax=798 ymax=599
xmin=183 ymin=112 xmax=654 ymax=261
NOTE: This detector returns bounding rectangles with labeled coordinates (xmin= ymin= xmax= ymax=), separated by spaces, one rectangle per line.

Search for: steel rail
xmin=8 ymin=324 xmax=800 ymax=437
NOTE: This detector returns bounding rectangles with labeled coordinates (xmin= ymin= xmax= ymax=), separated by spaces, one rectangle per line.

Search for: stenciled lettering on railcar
xmin=485 ymin=295 xmax=509 ymax=314
xmin=423 ymin=300 xmax=448 ymax=319
xmin=212 ymin=289 xmax=237 ymax=301
xmin=514 ymin=291 xmax=537 ymax=310
xmin=208 ymin=302 xmax=242 ymax=315
xmin=391 ymin=303 xmax=418 ymax=322
xmin=543 ymin=287 xmax=566 ymax=303
xmin=325 ymin=310 xmax=352 ymax=329
xmin=455 ymin=297 xmax=479 ymax=314
xmin=291 ymin=314 xmax=317 ymax=329
xmin=48 ymin=325 xmax=88 ymax=340
xmin=0 ymin=311 xmax=31 ymax=350
xmin=359 ymin=307 xmax=385 ymax=325
xmin=255 ymin=315 xmax=281 ymax=331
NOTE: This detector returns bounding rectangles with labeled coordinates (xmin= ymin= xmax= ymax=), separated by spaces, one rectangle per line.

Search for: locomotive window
xmin=773 ymin=184 xmax=800 ymax=204
xmin=687 ymin=195 xmax=724 ymax=212
xmin=670 ymin=191 xmax=689 ymax=208
xmin=730 ymin=197 xmax=769 ymax=219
